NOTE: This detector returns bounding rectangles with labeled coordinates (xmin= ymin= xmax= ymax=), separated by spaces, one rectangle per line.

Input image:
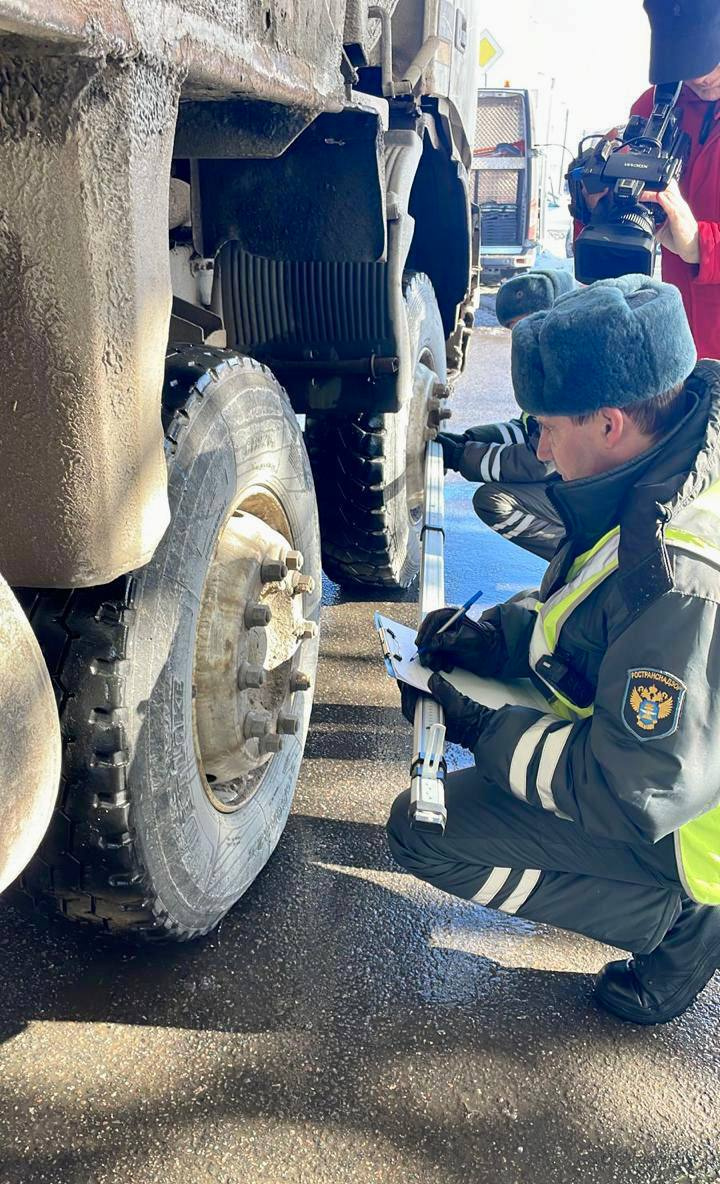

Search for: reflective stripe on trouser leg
xmin=492 ymin=509 xmax=524 ymax=535
xmin=472 ymin=482 xmax=564 ymax=561
xmin=387 ymin=777 xmax=683 ymax=954
xmin=472 ymin=866 xmax=543 ymax=914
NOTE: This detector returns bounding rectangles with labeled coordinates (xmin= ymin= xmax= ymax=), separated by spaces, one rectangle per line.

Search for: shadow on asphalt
xmin=0 ymin=999 xmax=668 ymax=1184
xmin=303 ymin=702 xmax=408 ymax=761
xmin=0 ymin=810 xmax=599 ymax=1040
xmin=0 ymin=843 xmax=675 ymax=1184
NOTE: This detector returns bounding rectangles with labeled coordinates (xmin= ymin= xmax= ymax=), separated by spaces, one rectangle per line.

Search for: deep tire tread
xmin=306 ymin=273 xmax=445 ymax=590
xmin=8 ymin=346 xmax=279 ymax=941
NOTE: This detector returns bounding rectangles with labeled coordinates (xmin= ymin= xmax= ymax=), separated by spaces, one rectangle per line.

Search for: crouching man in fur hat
xmin=390 ymin=275 xmax=720 ymax=1025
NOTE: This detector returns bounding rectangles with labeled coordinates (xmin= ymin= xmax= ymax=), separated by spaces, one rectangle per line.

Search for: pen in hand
xmin=413 ymin=588 xmax=484 ymax=664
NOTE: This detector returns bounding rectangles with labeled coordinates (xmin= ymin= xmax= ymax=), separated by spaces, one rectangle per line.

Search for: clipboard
xmin=375 ymin=612 xmax=549 ymax=713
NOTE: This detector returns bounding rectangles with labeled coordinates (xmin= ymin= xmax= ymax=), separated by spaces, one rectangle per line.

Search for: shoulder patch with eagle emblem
xmin=622 ymin=668 xmax=686 ymax=742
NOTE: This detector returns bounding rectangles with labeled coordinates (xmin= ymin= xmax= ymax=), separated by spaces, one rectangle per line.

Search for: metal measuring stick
xmin=409 ymin=439 xmax=448 ymax=832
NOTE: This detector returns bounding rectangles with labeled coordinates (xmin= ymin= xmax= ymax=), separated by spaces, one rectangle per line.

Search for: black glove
xmin=415 ymin=608 xmax=507 ymax=677
xmin=428 ymin=672 xmax=494 ymax=749
xmin=398 ymin=679 xmax=425 ymax=725
xmin=436 ymin=432 xmax=467 ymax=472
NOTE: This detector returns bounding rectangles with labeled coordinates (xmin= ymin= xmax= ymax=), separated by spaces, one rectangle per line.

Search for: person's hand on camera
xmin=643 ymin=180 xmax=700 ymax=264
xmin=582 ymin=184 xmax=609 ymax=212
xmin=436 ymin=432 xmax=466 ymax=472
xmin=415 ymin=608 xmax=507 ymax=676
xmin=427 ymin=672 xmax=494 ymax=749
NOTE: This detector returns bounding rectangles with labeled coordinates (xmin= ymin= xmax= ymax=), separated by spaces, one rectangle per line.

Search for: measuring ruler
xmin=409 ymin=439 xmax=448 ymax=832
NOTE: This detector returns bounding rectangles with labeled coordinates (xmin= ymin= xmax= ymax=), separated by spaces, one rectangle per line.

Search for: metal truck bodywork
xmin=0 ymin=0 xmax=480 ymax=916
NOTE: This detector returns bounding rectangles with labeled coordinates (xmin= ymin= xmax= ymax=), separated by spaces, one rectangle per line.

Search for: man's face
xmin=686 ymin=62 xmax=720 ymax=101
xmin=536 ymin=413 xmax=613 ymax=481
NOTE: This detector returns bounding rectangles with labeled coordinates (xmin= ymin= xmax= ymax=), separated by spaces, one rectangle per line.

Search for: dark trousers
xmin=388 ymin=768 xmax=683 ymax=955
xmin=472 ymin=481 xmax=564 ymax=561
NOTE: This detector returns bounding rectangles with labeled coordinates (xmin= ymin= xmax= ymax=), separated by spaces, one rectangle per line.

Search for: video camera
xmin=567 ymin=82 xmax=690 ymax=284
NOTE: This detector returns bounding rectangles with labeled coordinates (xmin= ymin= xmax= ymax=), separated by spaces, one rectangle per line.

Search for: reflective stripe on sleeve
xmin=509 ymin=716 xmax=558 ymax=800
xmin=490 ymin=444 xmax=507 ymax=481
xmin=472 ymin=866 xmax=512 ymax=904
xmin=536 ymin=724 xmax=574 ymax=815
xmin=497 ymin=422 xmax=513 ymax=444
xmin=509 ymin=420 xmax=526 ymax=444
xmin=479 ymin=445 xmax=498 ymax=483
xmin=499 ymin=868 xmax=542 ymax=914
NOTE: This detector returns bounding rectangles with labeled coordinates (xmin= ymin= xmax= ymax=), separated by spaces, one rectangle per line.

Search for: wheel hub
xmin=193 ymin=502 xmax=316 ymax=811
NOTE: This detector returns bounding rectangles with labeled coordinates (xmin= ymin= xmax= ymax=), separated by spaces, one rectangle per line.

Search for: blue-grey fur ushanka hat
xmin=511 ymin=275 xmax=697 ymax=416
xmin=495 ymin=268 xmax=575 ymax=328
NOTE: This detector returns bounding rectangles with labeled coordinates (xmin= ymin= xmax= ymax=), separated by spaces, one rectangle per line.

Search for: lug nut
xmin=438 ymin=407 xmax=452 ymax=421
xmin=277 ymin=713 xmax=299 ymax=735
xmin=433 ymin=381 xmax=451 ymax=400
xmin=243 ymin=710 xmax=271 ymax=739
xmin=296 ymin=620 xmax=318 ymax=641
xmin=261 ymin=559 xmax=288 ymax=583
xmin=290 ymin=671 xmax=311 ymax=692
xmin=244 ymin=602 xmax=272 ymax=629
xmin=285 ymin=549 xmax=304 ymax=571
xmin=260 ymin=733 xmax=283 ymax=755
xmin=237 ymin=663 xmax=266 ymax=689
xmin=291 ymin=573 xmax=315 ymax=596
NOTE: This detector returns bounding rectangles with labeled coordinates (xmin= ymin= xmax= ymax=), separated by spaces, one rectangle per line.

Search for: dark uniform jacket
xmin=475 ymin=363 xmax=720 ymax=892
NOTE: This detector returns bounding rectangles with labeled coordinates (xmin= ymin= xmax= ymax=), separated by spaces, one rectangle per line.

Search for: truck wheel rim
xmin=192 ymin=486 xmax=315 ymax=814
xmin=406 ymin=350 xmax=440 ymax=527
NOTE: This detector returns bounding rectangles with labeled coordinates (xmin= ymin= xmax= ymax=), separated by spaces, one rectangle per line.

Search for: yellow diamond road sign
xmin=478 ymin=29 xmax=503 ymax=71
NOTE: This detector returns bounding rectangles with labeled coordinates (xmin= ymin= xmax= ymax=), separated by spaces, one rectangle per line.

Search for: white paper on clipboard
xmin=375 ymin=613 xmax=549 ymax=713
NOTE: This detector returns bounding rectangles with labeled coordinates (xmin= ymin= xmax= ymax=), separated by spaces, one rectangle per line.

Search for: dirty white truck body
xmin=0 ymin=0 xmax=479 ymax=937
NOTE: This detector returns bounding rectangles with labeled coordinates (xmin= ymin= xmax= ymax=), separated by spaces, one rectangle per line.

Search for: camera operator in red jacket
xmin=634 ymin=0 xmax=720 ymax=359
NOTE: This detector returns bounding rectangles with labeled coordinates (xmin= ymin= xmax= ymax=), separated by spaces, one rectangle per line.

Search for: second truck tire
xmin=306 ymin=273 xmax=448 ymax=590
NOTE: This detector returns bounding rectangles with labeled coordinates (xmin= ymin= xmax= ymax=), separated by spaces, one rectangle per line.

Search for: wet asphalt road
xmin=0 ymin=294 xmax=718 ymax=1184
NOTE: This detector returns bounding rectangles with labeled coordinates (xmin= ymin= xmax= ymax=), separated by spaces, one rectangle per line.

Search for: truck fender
xmin=0 ymin=575 xmax=60 ymax=893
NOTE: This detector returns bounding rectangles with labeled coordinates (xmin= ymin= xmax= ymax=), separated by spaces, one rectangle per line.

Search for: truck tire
xmin=9 ymin=348 xmax=321 ymax=939
xmin=306 ymin=273 xmax=447 ymax=589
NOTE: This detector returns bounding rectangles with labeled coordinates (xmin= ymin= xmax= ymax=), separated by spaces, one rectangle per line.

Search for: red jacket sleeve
xmin=631 ymin=88 xmax=654 ymax=120
xmin=697 ymin=220 xmax=720 ymax=284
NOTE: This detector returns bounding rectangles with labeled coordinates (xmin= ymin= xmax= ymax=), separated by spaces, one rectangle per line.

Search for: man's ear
xmin=600 ymin=407 xmax=625 ymax=446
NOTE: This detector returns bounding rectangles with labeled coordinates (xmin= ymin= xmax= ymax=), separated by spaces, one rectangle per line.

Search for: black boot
xmin=594 ymin=897 xmax=720 ymax=1024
